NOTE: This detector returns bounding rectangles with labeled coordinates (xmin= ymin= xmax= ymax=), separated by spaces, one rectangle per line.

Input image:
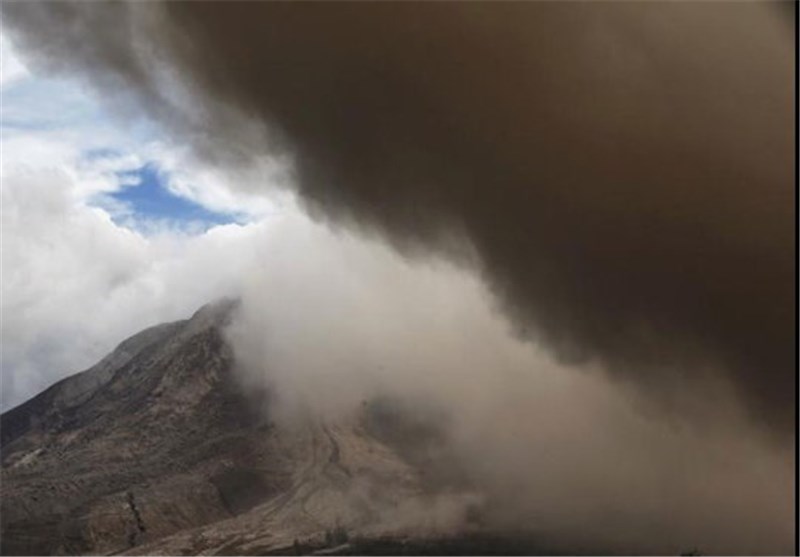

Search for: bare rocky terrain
xmin=0 ymin=301 xmax=559 ymax=556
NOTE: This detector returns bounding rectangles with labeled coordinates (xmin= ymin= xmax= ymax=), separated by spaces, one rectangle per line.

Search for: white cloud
xmin=0 ymin=33 xmax=28 ymax=88
xmin=138 ymin=141 xmax=289 ymax=221
xmin=0 ymin=30 xmax=283 ymax=408
xmin=0 ymin=146 xmax=268 ymax=408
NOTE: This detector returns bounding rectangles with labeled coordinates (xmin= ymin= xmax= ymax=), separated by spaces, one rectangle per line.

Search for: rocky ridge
xmin=1 ymin=300 xmax=539 ymax=555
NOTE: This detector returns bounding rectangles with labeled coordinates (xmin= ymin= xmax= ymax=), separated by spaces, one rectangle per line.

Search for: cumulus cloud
xmin=0 ymin=145 xmax=266 ymax=407
xmin=0 ymin=36 xmax=274 ymax=407
xmin=138 ymin=142 xmax=290 ymax=222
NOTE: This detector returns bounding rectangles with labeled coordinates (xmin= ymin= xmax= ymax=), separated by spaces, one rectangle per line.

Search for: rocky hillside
xmin=1 ymin=300 xmax=558 ymax=556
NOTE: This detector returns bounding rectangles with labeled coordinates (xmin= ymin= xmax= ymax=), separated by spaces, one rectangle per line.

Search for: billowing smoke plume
xmin=1 ymin=3 xmax=794 ymax=552
xmin=223 ymin=211 xmax=793 ymax=555
xmin=2 ymin=2 xmax=794 ymax=436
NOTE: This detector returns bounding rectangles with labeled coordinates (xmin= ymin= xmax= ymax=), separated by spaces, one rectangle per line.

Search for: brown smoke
xmin=224 ymin=212 xmax=794 ymax=555
xmin=2 ymin=2 xmax=794 ymax=436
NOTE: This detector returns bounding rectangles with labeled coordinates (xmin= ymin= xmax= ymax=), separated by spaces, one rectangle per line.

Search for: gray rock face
xmin=1 ymin=301 xmax=502 ymax=556
xmin=1 ymin=299 xmax=263 ymax=554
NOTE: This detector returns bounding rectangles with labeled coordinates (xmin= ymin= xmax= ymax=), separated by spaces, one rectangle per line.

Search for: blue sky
xmin=0 ymin=35 xmax=253 ymax=235
xmin=101 ymin=162 xmax=240 ymax=232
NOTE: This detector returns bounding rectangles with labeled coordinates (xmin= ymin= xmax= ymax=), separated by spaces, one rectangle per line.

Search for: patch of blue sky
xmin=1 ymin=39 xmax=248 ymax=234
xmin=94 ymin=162 xmax=242 ymax=233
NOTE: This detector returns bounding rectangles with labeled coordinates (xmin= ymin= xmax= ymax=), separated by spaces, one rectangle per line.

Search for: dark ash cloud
xmin=2 ymin=1 xmax=794 ymax=436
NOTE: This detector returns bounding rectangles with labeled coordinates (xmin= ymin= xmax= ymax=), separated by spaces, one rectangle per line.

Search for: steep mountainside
xmin=1 ymin=301 xmax=556 ymax=556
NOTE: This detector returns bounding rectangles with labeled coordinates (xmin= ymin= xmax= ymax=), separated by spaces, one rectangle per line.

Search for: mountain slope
xmin=2 ymin=301 xmax=521 ymax=556
xmin=1 ymin=300 xmax=268 ymax=554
